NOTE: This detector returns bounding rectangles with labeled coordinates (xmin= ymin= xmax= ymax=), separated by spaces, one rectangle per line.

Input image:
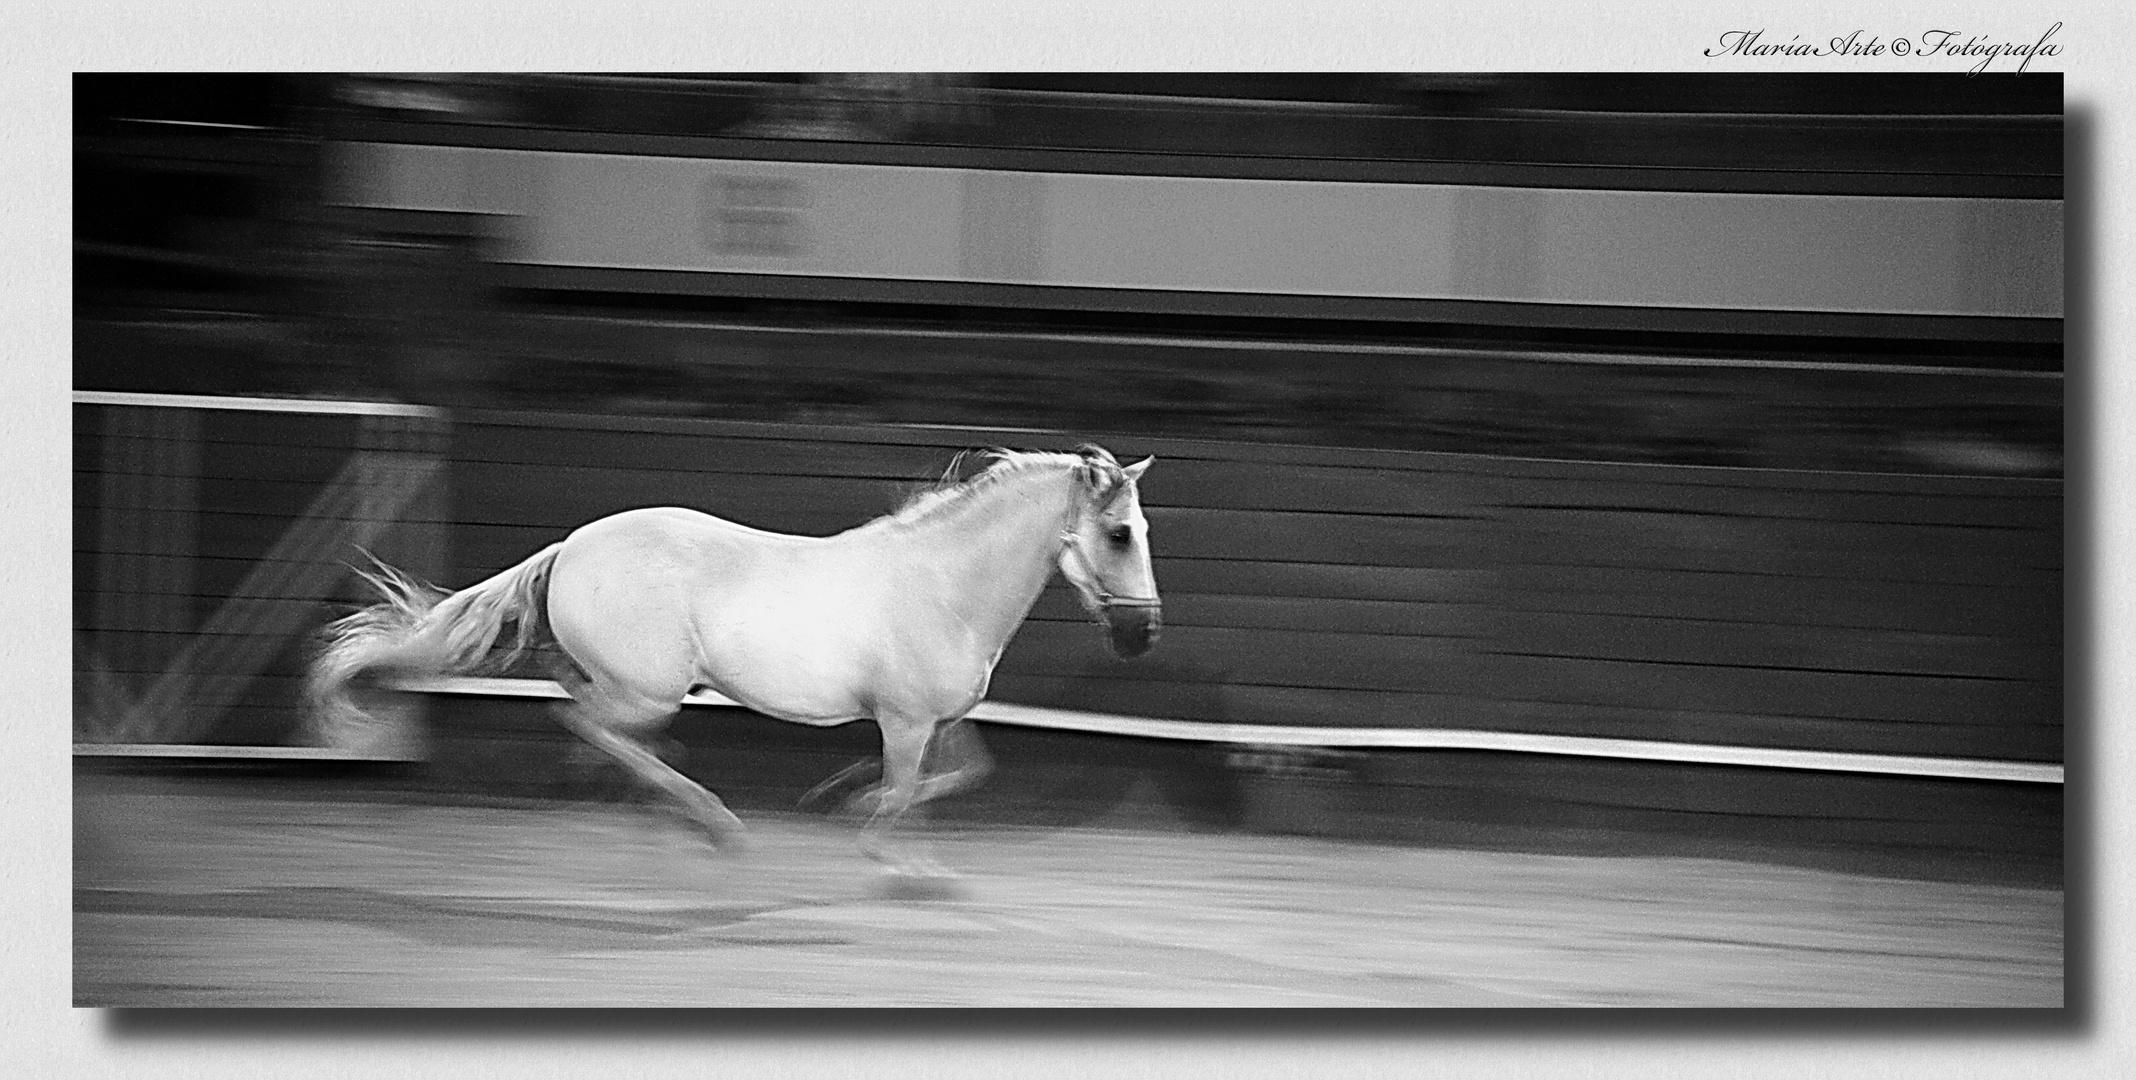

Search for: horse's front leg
xmin=858 ymin=713 xmax=952 ymax=884
xmin=805 ymin=717 xmax=992 ymax=815
xmin=916 ymin=718 xmax=993 ymax=802
xmin=798 ymin=757 xmax=883 ymax=813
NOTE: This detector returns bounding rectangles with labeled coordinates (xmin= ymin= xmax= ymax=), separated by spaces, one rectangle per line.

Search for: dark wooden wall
xmin=74 ymin=404 xmax=448 ymax=746
xmin=1472 ymin=457 xmax=2060 ymax=761
xmin=447 ymin=409 xmax=2061 ymax=764
xmin=74 ymin=402 xmax=2058 ymax=763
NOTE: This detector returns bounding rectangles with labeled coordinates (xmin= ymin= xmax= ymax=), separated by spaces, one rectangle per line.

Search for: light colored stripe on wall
xmin=333 ymin=143 xmax=2063 ymax=319
xmin=74 ymin=391 xmax=445 ymax=417
xmin=382 ymin=675 xmax=2063 ymax=785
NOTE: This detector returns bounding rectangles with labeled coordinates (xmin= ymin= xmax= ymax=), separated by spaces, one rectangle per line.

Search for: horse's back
xmin=568 ymin=505 xmax=807 ymax=549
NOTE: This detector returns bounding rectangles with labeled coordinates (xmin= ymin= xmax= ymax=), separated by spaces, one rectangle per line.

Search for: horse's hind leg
xmin=564 ymin=732 xmax=689 ymax=802
xmin=551 ymin=695 xmax=747 ymax=851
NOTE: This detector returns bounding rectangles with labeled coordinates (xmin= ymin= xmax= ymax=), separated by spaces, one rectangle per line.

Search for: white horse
xmin=307 ymin=444 xmax=1159 ymax=880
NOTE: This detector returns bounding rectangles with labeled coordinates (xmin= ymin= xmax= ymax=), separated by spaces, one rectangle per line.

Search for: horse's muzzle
xmin=1104 ymin=603 xmax=1160 ymax=658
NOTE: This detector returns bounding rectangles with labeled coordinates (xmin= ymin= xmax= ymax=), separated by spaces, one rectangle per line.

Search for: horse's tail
xmin=305 ymin=544 xmax=561 ymax=754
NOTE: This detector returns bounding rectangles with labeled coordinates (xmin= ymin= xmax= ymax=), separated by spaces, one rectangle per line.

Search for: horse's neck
xmin=905 ymin=466 xmax=1074 ymax=653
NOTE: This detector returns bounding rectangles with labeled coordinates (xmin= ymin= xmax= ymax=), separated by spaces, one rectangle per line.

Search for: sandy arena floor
xmin=73 ymin=773 xmax=2062 ymax=1008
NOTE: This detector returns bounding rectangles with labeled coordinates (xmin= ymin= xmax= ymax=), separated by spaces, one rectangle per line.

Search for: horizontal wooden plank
xmin=198 ymin=408 xmax=373 ymax=453
xmin=197 ymin=440 xmax=359 ymax=485
xmin=984 ymin=672 xmax=1500 ymax=730
xmin=1478 ymin=475 xmax=2060 ymax=529
xmin=192 ymin=477 xmax=345 ymax=521
xmin=1491 ymin=610 xmax=2058 ymax=682
xmin=197 ymin=562 xmax=439 ymax=611
xmin=980 ymin=672 xmax=1253 ymax=725
xmin=1201 ymin=683 xmax=1499 ymax=731
xmin=1495 ymin=505 xmax=2058 ymax=568
xmin=1027 ymin=589 xmax=1489 ymax=637
xmin=76 ymin=546 xmax=443 ymax=593
xmin=85 ymin=519 xmax=451 ymax=567
xmin=175 ymin=514 xmax=444 ymax=569
xmin=1131 ymin=457 xmax=1490 ymax=515
xmin=996 ymin=621 xmax=1485 ymax=695
xmin=79 ymin=474 xmax=441 ymax=527
xmin=199 ymin=706 xmax=308 ymax=745
xmin=1146 ymin=507 xmax=1486 ymax=566
xmin=1149 ymin=560 xmax=1494 ymax=604
xmin=457 ymin=422 xmax=964 ymax=481
xmin=198 ymin=483 xmax=446 ymax=532
xmin=1482 ymin=653 xmax=2059 ymax=728
xmin=1499 ymin=530 xmax=2059 ymax=585
xmin=105 ymin=422 xmax=430 ymax=457
xmin=1496 ymin=564 xmax=2061 ymax=637
xmin=1459 ymin=451 xmax=2064 ymax=498
xmin=72 ymin=621 xmax=330 ymax=656
xmin=223 ymin=672 xmax=311 ymax=696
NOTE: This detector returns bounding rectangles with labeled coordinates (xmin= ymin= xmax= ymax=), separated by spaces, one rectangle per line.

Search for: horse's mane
xmin=884 ymin=446 xmax=1119 ymax=527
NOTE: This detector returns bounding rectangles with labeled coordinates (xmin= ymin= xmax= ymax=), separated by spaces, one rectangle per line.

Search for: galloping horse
xmin=307 ymin=444 xmax=1159 ymax=879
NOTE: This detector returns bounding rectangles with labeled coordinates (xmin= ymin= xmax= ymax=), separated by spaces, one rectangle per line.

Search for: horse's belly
xmin=694 ymin=605 xmax=879 ymax=723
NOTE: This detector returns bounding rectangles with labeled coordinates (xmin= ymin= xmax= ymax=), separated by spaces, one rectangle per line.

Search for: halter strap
xmin=1059 ymin=531 xmax=1161 ymax=610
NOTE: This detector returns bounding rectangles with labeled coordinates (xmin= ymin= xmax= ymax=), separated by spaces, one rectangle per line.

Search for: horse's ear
xmin=1069 ymin=459 xmax=1098 ymax=495
xmin=1122 ymin=456 xmax=1153 ymax=483
xmin=1075 ymin=444 xmax=1118 ymax=468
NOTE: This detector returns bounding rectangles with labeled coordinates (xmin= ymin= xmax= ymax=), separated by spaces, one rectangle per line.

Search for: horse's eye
xmin=1107 ymin=525 xmax=1133 ymax=547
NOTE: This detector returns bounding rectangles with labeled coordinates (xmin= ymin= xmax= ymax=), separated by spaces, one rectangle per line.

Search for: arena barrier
xmin=369 ymin=675 xmax=2062 ymax=786
xmin=73 ymin=671 xmax=2062 ymax=784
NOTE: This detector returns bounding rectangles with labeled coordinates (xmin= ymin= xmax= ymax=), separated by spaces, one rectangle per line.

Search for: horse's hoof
xmin=684 ymin=813 xmax=752 ymax=855
xmin=875 ymin=869 xmax=963 ymax=902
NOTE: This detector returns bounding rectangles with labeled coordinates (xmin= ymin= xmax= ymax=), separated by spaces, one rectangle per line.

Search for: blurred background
xmin=73 ymin=73 xmax=2064 ymax=1005
xmin=76 ymin=72 xmax=2061 ymax=468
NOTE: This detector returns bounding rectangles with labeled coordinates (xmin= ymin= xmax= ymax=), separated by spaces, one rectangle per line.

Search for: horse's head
xmin=1058 ymin=445 xmax=1160 ymax=658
